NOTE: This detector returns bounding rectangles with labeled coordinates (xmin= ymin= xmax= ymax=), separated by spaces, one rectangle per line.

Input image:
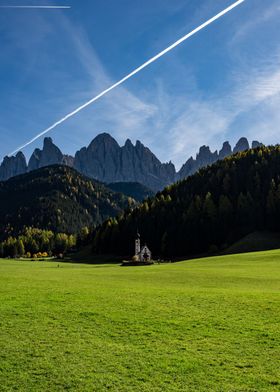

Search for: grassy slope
xmin=224 ymin=231 xmax=280 ymax=255
xmin=0 ymin=251 xmax=279 ymax=391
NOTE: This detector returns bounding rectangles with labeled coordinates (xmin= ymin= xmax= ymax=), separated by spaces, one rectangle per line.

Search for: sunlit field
xmin=0 ymin=251 xmax=279 ymax=391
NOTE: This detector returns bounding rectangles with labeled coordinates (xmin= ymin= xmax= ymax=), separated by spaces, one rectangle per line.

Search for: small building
xmin=134 ymin=232 xmax=152 ymax=262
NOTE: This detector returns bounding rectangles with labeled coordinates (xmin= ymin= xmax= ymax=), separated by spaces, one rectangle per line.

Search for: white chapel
xmin=134 ymin=232 xmax=152 ymax=262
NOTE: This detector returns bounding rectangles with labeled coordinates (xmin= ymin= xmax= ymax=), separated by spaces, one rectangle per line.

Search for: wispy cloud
xmin=7 ymin=0 xmax=245 ymax=156
xmin=58 ymin=20 xmax=158 ymax=145
xmin=230 ymin=0 xmax=280 ymax=46
xmin=152 ymin=46 xmax=280 ymax=167
xmin=245 ymin=95 xmax=280 ymax=145
xmin=2 ymin=0 xmax=280 ymax=171
xmin=237 ymin=67 xmax=280 ymax=104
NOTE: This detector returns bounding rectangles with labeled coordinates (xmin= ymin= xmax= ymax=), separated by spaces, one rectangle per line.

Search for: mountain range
xmin=0 ymin=133 xmax=263 ymax=191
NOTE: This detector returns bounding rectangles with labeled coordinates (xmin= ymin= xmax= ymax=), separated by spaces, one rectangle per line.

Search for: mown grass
xmin=0 ymin=250 xmax=279 ymax=391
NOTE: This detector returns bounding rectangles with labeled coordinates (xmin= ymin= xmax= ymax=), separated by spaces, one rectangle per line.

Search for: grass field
xmin=0 ymin=251 xmax=279 ymax=391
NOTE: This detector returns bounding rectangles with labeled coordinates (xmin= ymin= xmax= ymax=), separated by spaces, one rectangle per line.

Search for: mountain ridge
xmin=0 ymin=164 xmax=136 ymax=240
xmin=0 ymin=133 xmax=263 ymax=190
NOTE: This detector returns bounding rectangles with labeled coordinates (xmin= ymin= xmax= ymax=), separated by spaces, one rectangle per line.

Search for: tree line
xmin=0 ymin=227 xmax=91 ymax=258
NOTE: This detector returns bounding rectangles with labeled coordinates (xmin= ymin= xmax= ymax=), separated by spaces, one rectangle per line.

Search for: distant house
xmin=134 ymin=232 xmax=152 ymax=262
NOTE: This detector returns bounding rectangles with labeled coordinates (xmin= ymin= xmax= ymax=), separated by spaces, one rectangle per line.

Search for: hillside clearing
xmin=0 ymin=250 xmax=279 ymax=391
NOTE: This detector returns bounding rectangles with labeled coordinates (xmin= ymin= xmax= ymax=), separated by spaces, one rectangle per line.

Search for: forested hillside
xmin=93 ymin=146 xmax=280 ymax=257
xmin=0 ymin=165 xmax=135 ymax=240
xmin=107 ymin=182 xmax=154 ymax=202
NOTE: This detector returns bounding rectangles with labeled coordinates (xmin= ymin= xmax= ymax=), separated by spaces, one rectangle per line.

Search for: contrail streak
xmin=8 ymin=0 xmax=245 ymax=157
xmin=0 ymin=6 xmax=71 ymax=8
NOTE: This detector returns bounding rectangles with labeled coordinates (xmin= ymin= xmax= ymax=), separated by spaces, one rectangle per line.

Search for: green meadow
xmin=0 ymin=251 xmax=279 ymax=391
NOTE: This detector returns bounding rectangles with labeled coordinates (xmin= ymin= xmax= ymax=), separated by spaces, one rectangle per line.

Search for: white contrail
xmin=7 ymin=0 xmax=245 ymax=157
xmin=0 ymin=6 xmax=71 ymax=8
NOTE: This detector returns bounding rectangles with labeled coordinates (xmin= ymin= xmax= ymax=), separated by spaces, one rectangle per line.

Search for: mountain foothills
xmin=93 ymin=146 xmax=280 ymax=258
xmin=0 ymin=165 xmax=135 ymax=241
xmin=107 ymin=182 xmax=154 ymax=202
xmin=0 ymin=133 xmax=262 ymax=191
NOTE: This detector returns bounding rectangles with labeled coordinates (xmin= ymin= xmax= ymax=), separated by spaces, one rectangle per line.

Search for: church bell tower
xmin=135 ymin=232 xmax=141 ymax=256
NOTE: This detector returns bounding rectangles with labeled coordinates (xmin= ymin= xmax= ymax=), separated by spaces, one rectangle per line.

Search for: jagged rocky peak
xmin=124 ymin=138 xmax=134 ymax=149
xmin=178 ymin=157 xmax=196 ymax=179
xmin=0 ymin=152 xmax=27 ymax=181
xmin=15 ymin=152 xmax=27 ymax=175
xmin=44 ymin=137 xmax=53 ymax=148
xmin=219 ymin=141 xmax=232 ymax=159
xmin=28 ymin=137 xmax=64 ymax=171
xmin=135 ymin=140 xmax=144 ymax=149
xmin=178 ymin=145 xmax=218 ymax=181
xmin=233 ymin=137 xmax=250 ymax=154
xmin=28 ymin=148 xmax=42 ymax=171
xmin=135 ymin=140 xmax=158 ymax=161
xmin=252 ymin=140 xmax=263 ymax=149
xmin=88 ymin=132 xmax=120 ymax=151
xmin=178 ymin=137 xmax=257 ymax=181
xmin=196 ymin=145 xmax=218 ymax=166
xmin=40 ymin=137 xmax=64 ymax=167
xmin=0 ymin=133 xmax=266 ymax=190
xmin=74 ymin=134 xmax=176 ymax=191
xmin=74 ymin=133 xmax=121 ymax=182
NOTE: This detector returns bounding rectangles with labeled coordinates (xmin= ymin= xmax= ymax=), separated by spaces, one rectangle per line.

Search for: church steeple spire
xmin=135 ymin=231 xmax=141 ymax=255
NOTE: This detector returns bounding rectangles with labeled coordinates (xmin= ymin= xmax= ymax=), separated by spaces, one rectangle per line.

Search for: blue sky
xmin=0 ymin=0 xmax=280 ymax=168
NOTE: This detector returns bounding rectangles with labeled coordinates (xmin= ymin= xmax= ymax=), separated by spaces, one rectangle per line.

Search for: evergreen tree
xmin=17 ymin=239 xmax=25 ymax=257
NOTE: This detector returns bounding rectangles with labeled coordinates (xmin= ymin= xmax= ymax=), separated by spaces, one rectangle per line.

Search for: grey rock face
xmin=252 ymin=140 xmax=263 ymax=149
xmin=178 ymin=146 xmax=219 ymax=180
xmin=233 ymin=137 xmax=250 ymax=154
xmin=74 ymin=133 xmax=176 ymax=191
xmin=28 ymin=137 xmax=64 ymax=171
xmin=28 ymin=148 xmax=42 ymax=171
xmin=74 ymin=133 xmax=120 ymax=182
xmin=62 ymin=155 xmax=74 ymax=167
xmin=39 ymin=137 xmax=64 ymax=167
xmin=0 ymin=152 xmax=27 ymax=181
xmin=196 ymin=146 xmax=218 ymax=167
xmin=178 ymin=157 xmax=196 ymax=180
xmin=219 ymin=141 xmax=232 ymax=159
xmin=178 ymin=138 xmax=259 ymax=181
xmin=0 ymin=134 xmax=265 ymax=189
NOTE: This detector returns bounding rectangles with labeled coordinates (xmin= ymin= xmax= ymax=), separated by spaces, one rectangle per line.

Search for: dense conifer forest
xmin=93 ymin=146 xmax=280 ymax=258
xmin=107 ymin=182 xmax=154 ymax=202
xmin=0 ymin=165 xmax=135 ymax=241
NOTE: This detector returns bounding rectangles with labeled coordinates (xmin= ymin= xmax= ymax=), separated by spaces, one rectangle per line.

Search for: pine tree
xmin=17 ymin=239 xmax=25 ymax=257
